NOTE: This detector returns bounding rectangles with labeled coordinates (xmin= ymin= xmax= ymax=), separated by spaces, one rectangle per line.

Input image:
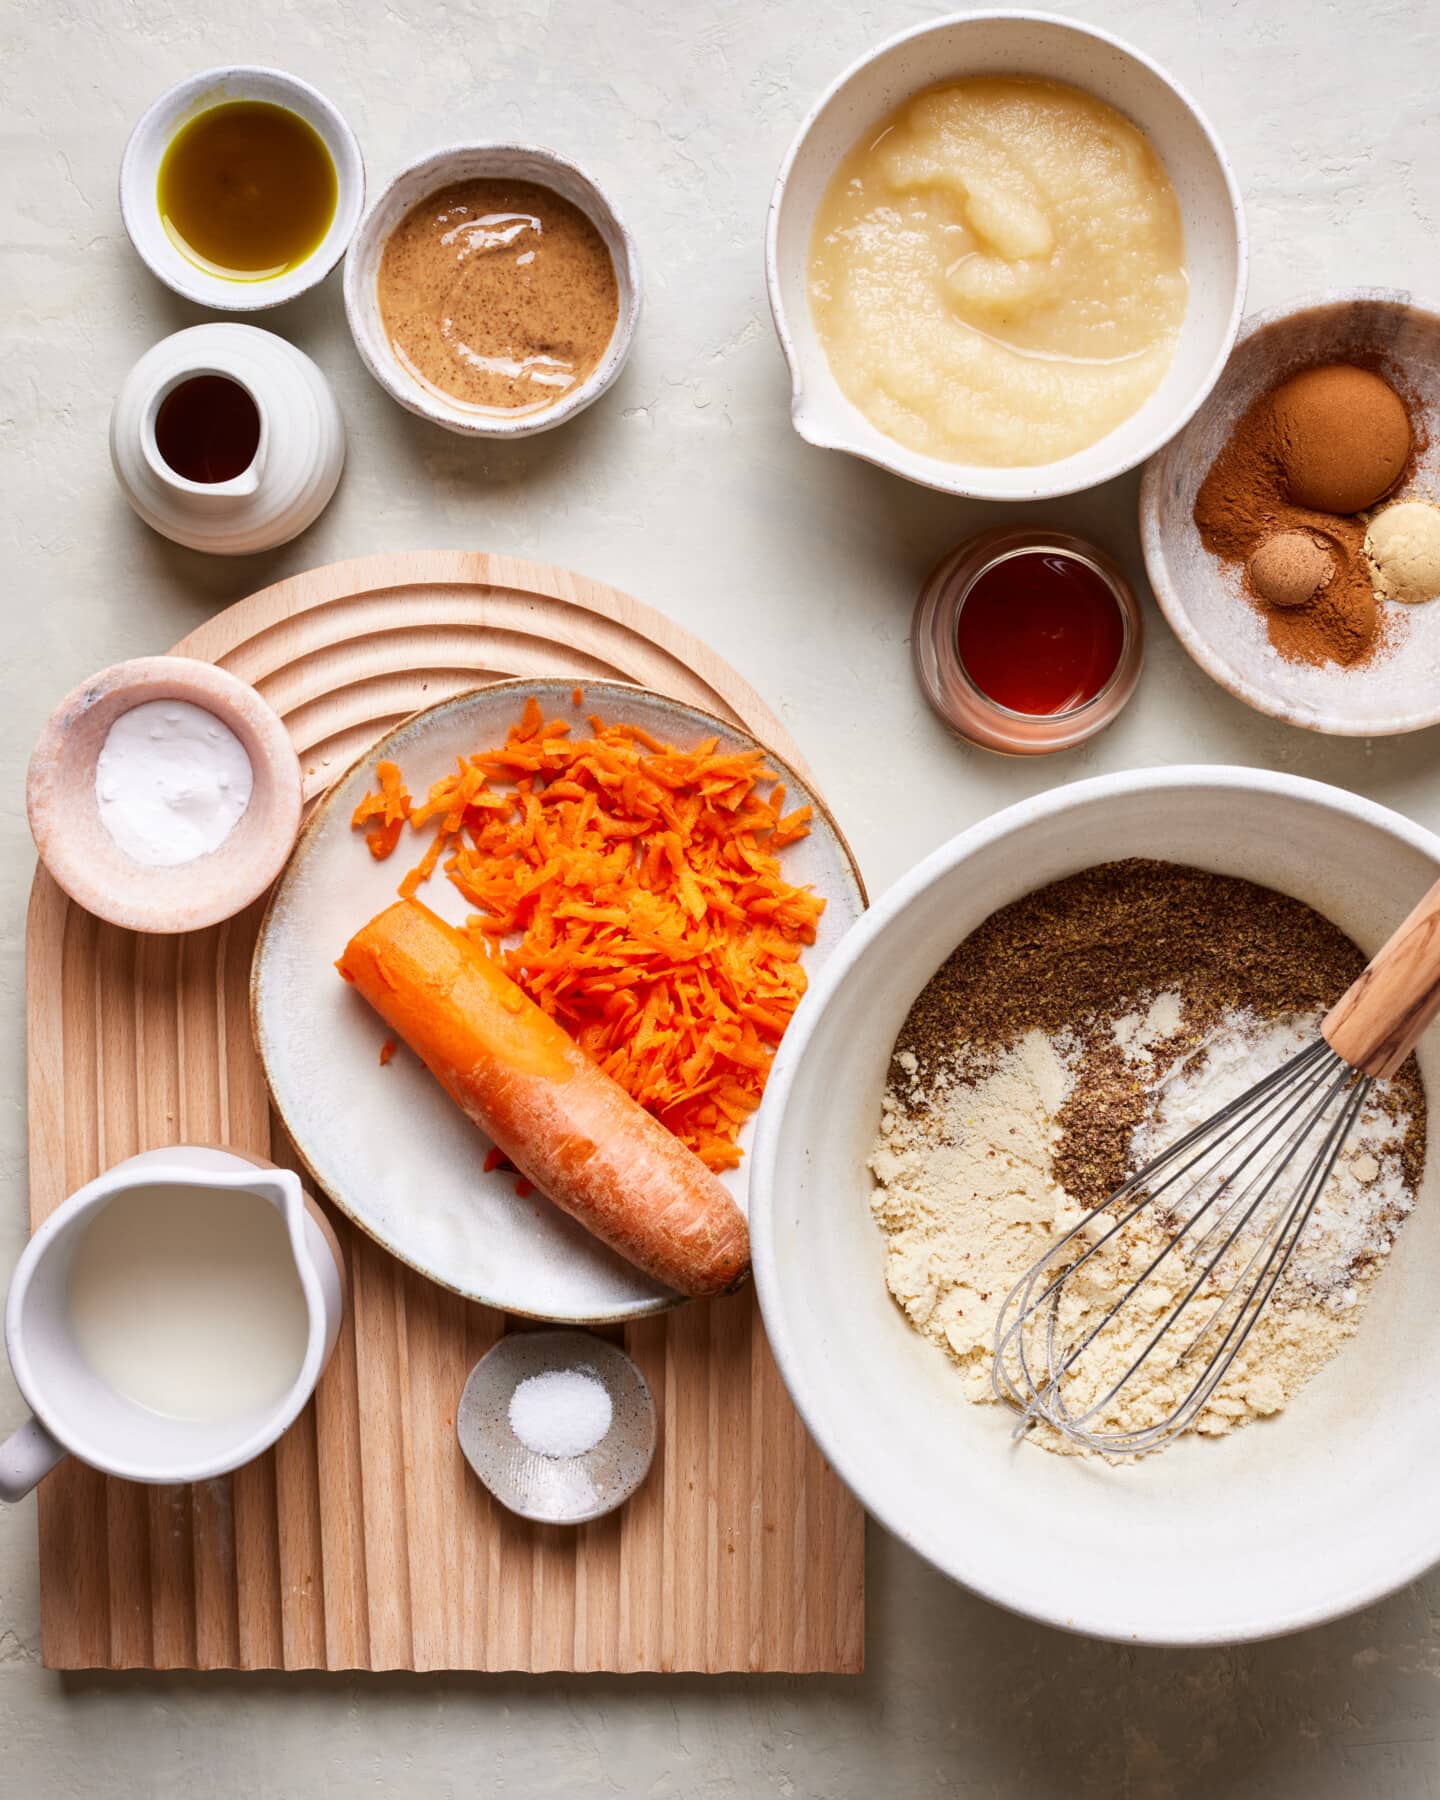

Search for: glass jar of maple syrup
xmin=913 ymin=528 xmax=1144 ymax=755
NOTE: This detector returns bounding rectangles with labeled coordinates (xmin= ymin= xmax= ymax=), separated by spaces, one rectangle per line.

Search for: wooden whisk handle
xmin=1323 ymin=873 xmax=1440 ymax=1077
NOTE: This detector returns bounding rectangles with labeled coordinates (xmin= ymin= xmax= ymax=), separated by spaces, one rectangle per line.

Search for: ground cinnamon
xmin=1194 ymin=379 xmax=1384 ymax=667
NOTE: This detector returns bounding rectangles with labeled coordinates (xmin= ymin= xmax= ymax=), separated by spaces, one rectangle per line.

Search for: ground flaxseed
xmin=892 ymin=858 xmax=1425 ymax=1209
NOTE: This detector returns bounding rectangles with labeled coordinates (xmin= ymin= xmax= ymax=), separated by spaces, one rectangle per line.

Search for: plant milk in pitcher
xmin=66 ymin=1182 xmax=309 ymax=1421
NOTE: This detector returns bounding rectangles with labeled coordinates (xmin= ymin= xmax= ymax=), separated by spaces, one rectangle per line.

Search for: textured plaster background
xmin=4 ymin=0 xmax=1440 ymax=1794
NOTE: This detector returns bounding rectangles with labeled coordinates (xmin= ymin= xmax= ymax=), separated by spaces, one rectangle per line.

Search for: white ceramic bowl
xmin=766 ymin=11 xmax=1247 ymax=501
xmin=120 ymin=66 xmax=365 ymax=311
xmin=751 ymin=768 xmax=1440 ymax=1645
xmin=343 ymin=144 xmax=642 ymax=439
xmin=1141 ymin=289 xmax=1440 ymax=736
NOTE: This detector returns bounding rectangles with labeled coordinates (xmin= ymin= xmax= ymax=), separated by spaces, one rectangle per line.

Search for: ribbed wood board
xmin=25 ymin=551 xmax=865 ymax=1672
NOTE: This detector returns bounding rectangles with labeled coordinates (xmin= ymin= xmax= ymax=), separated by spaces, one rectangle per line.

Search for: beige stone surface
xmin=4 ymin=0 xmax=1440 ymax=1792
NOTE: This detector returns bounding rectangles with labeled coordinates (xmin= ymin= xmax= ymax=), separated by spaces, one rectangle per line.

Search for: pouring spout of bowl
xmin=789 ymin=390 xmax=861 ymax=457
xmin=789 ymin=395 xmax=833 ymax=449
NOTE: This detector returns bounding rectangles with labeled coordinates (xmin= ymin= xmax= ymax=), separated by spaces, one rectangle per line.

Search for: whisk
xmin=992 ymin=874 xmax=1440 ymax=1456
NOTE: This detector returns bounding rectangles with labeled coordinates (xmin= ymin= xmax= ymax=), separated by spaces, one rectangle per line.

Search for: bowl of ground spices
xmin=750 ymin=766 xmax=1440 ymax=1644
xmin=1140 ymin=290 xmax=1440 ymax=734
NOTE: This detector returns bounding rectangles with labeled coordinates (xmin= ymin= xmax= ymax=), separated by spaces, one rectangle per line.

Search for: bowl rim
xmin=118 ymin=64 xmax=366 ymax=313
xmin=764 ymin=8 xmax=1249 ymax=502
xmin=1139 ymin=285 xmax=1440 ymax=737
xmin=341 ymin=141 xmax=643 ymax=440
xmin=750 ymin=763 xmax=1440 ymax=1646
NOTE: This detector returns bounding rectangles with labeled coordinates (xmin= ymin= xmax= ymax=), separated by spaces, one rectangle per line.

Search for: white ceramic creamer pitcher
xmin=0 ymin=1146 xmax=343 ymax=1502
xmin=109 ymin=322 xmax=345 ymax=555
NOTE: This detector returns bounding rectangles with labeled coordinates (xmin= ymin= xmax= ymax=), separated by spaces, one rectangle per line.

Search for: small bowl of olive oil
xmin=121 ymin=66 xmax=364 ymax=311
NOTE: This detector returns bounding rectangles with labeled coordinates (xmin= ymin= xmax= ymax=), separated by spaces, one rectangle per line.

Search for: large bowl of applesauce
xmin=766 ymin=12 xmax=1246 ymax=501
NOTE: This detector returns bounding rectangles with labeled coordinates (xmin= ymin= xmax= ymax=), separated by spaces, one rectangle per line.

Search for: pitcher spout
xmin=139 ymin=368 xmax=267 ymax=500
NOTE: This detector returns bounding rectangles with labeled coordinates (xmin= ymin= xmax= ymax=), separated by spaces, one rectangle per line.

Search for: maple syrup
xmin=153 ymin=375 xmax=261 ymax=484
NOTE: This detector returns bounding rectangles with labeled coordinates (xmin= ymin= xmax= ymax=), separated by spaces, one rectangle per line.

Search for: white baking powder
xmin=508 ymin=1368 xmax=613 ymax=1458
xmin=95 ymin=699 xmax=253 ymax=867
xmin=1134 ymin=1011 xmax=1415 ymax=1295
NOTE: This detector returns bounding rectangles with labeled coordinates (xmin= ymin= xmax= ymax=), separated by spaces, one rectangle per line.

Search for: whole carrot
xmin=336 ymin=899 xmax=751 ymax=1298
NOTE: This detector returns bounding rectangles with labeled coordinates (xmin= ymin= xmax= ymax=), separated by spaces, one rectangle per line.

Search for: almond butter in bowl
xmin=344 ymin=146 xmax=642 ymax=439
xmin=377 ymin=177 xmax=619 ymax=418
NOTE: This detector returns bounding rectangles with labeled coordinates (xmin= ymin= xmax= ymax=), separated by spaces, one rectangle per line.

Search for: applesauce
xmin=808 ymin=77 xmax=1187 ymax=466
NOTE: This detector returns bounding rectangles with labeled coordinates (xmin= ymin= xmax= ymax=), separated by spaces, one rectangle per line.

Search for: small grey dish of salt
xmin=457 ymin=1328 xmax=657 ymax=1524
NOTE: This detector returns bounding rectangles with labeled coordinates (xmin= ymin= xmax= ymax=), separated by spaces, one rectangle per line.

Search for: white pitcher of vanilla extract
xmin=109 ymin=322 xmax=345 ymax=556
xmin=0 ymin=1146 xmax=344 ymax=1501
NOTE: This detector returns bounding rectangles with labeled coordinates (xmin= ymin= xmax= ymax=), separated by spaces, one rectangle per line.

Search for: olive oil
xmin=158 ymin=100 xmax=337 ymax=281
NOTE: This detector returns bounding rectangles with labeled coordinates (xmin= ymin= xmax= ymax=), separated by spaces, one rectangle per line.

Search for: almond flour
xmin=868 ymin=860 xmax=1426 ymax=1456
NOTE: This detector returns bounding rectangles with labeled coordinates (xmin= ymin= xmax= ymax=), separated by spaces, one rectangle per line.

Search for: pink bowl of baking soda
xmin=27 ymin=656 xmax=302 ymax=933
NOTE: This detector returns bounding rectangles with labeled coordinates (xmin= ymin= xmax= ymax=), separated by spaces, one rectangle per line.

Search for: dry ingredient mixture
xmin=868 ymin=861 xmax=1425 ymax=1456
xmin=1194 ymin=362 xmax=1420 ymax=668
xmin=378 ymin=178 xmax=619 ymax=416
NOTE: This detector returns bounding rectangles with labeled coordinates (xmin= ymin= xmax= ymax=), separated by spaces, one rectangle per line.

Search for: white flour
xmin=1136 ymin=1013 xmax=1414 ymax=1297
xmin=869 ymin=1000 xmax=1419 ymax=1453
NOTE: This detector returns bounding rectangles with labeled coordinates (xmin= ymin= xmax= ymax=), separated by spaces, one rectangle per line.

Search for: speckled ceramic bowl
xmin=343 ymin=143 xmax=642 ymax=439
xmin=766 ymin=10 xmax=1247 ymax=501
xmin=457 ymin=1330 xmax=657 ymax=1524
xmin=27 ymin=657 xmax=303 ymax=933
xmin=1141 ymin=289 xmax=1440 ymax=735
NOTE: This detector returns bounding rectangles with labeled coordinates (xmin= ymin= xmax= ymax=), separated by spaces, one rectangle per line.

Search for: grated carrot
xmin=379 ymin=1036 xmax=398 ymax=1067
xmin=350 ymin=696 xmax=826 ymax=1169
xmin=351 ymin=761 xmax=411 ymax=859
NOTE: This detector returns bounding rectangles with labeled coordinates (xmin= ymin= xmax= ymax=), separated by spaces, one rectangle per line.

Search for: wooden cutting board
xmin=25 ymin=551 xmax=865 ymax=1672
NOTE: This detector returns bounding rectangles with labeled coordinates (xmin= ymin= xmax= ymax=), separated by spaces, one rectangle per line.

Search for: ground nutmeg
xmin=1193 ymin=361 xmax=1415 ymax=668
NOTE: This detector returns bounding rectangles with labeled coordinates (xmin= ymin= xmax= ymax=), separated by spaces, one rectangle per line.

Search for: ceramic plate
xmin=252 ymin=679 xmax=865 ymax=1323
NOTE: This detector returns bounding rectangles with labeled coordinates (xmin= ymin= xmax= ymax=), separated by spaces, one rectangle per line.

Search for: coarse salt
xmin=508 ymin=1367 xmax=613 ymax=1459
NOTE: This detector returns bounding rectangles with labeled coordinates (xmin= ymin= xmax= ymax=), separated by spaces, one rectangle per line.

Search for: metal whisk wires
xmin=992 ymin=1039 xmax=1371 ymax=1456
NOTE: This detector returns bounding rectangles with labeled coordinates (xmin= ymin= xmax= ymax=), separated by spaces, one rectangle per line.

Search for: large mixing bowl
xmin=750 ymin=769 xmax=1440 ymax=1644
